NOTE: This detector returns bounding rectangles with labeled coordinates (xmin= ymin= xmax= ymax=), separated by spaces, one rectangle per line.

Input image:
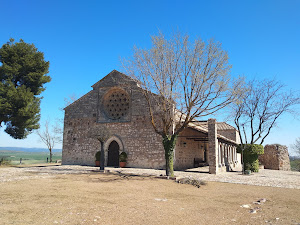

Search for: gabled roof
xmin=64 ymin=70 xmax=137 ymax=110
xmin=64 ymin=70 xmax=238 ymax=144
xmin=91 ymin=70 xmax=138 ymax=89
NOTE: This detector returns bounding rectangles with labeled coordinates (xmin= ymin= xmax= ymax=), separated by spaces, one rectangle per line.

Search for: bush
xmin=0 ymin=157 xmax=12 ymax=166
xmin=119 ymin=152 xmax=127 ymax=162
xmin=237 ymin=144 xmax=264 ymax=172
xmin=290 ymin=159 xmax=300 ymax=172
xmin=95 ymin=151 xmax=101 ymax=161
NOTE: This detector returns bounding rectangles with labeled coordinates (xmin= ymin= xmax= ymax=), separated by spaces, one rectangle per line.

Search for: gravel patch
xmin=0 ymin=165 xmax=94 ymax=182
xmin=107 ymin=167 xmax=300 ymax=189
xmin=0 ymin=165 xmax=299 ymax=189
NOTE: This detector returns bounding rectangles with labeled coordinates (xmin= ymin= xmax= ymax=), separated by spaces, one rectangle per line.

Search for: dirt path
xmin=0 ymin=166 xmax=300 ymax=224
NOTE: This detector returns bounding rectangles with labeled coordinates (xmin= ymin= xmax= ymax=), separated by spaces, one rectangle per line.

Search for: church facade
xmin=62 ymin=70 xmax=241 ymax=174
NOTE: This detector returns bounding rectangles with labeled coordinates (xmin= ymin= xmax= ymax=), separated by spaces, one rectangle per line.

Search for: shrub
xmin=237 ymin=144 xmax=264 ymax=172
xmin=0 ymin=157 xmax=12 ymax=166
xmin=119 ymin=152 xmax=127 ymax=162
xmin=290 ymin=159 xmax=300 ymax=172
xmin=95 ymin=151 xmax=101 ymax=161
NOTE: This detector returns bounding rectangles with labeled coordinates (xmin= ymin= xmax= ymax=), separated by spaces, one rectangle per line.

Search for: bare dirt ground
xmin=0 ymin=165 xmax=300 ymax=225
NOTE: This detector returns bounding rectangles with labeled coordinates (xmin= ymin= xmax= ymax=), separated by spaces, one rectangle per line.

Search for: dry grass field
xmin=0 ymin=166 xmax=300 ymax=225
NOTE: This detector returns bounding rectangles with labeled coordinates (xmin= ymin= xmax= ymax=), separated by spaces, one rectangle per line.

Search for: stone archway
xmin=104 ymin=135 xmax=124 ymax=167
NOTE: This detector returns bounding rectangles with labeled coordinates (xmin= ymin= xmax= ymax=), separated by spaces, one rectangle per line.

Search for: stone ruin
xmin=259 ymin=144 xmax=291 ymax=171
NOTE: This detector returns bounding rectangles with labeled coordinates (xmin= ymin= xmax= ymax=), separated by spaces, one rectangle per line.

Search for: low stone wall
xmin=259 ymin=144 xmax=290 ymax=171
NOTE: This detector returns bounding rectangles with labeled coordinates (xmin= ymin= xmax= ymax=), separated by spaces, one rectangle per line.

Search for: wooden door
xmin=108 ymin=141 xmax=119 ymax=167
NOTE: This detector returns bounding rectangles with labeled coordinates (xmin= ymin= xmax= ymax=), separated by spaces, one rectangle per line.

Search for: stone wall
xmin=217 ymin=129 xmax=240 ymax=144
xmin=62 ymin=70 xmax=240 ymax=172
xmin=62 ymin=71 xmax=165 ymax=169
xmin=259 ymin=144 xmax=291 ymax=171
xmin=62 ymin=116 xmax=165 ymax=169
xmin=175 ymin=128 xmax=208 ymax=170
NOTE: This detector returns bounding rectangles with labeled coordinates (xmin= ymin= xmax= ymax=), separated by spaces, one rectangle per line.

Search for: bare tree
xmin=292 ymin=137 xmax=300 ymax=156
xmin=37 ymin=120 xmax=60 ymax=163
xmin=232 ymin=78 xmax=300 ymax=147
xmin=55 ymin=94 xmax=78 ymax=137
xmin=123 ymin=32 xmax=243 ymax=176
xmin=62 ymin=94 xmax=78 ymax=109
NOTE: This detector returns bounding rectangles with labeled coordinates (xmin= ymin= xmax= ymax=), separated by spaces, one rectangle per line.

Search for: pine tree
xmin=0 ymin=38 xmax=50 ymax=139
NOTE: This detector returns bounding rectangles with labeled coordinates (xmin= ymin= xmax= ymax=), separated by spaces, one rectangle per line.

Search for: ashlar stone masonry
xmin=259 ymin=144 xmax=291 ymax=171
xmin=62 ymin=70 xmax=241 ymax=174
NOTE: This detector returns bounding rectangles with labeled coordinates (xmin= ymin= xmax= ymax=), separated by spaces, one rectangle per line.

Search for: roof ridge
xmin=91 ymin=69 xmax=138 ymax=88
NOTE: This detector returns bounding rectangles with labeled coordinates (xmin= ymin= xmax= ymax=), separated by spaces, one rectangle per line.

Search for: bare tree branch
xmin=122 ymin=32 xmax=243 ymax=138
xmin=122 ymin=32 xmax=245 ymax=176
xmin=231 ymin=78 xmax=300 ymax=145
xmin=292 ymin=137 xmax=300 ymax=156
xmin=37 ymin=120 xmax=60 ymax=162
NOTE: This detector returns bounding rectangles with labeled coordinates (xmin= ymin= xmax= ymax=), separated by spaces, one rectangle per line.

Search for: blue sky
xmin=0 ymin=0 xmax=299 ymax=155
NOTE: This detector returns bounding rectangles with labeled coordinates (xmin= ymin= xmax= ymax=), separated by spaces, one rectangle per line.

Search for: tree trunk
xmin=49 ymin=149 xmax=53 ymax=163
xmin=241 ymin=148 xmax=244 ymax=173
xmin=163 ymin=135 xmax=177 ymax=177
xmin=240 ymin=143 xmax=245 ymax=174
xmin=100 ymin=140 xmax=105 ymax=171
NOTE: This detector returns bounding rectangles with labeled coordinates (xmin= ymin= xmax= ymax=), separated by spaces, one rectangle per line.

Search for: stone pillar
xmin=229 ymin=146 xmax=232 ymax=163
xmin=232 ymin=147 xmax=234 ymax=163
xmin=225 ymin=144 xmax=228 ymax=166
xmin=208 ymin=118 xmax=219 ymax=174
xmin=218 ymin=144 xmax=222 ymax=166
xmin=228 ymin=146 xmax=231 ymax=165
xmin=205 ymin=143 xmax=209 ymax=163
xmin=221 ymin=143 xmax=224 ymax=166
xmin=234 ymin=146 xmax=237 ymax=163
xmin=224 ymin=144 xmax=227 ymax=165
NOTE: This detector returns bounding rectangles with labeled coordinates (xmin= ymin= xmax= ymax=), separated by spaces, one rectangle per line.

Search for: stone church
xmin=62 ymin=70 xmax=241 ymax=174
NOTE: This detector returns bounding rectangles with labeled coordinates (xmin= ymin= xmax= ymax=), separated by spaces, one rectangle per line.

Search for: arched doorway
xmin=107 ymin=141 xmax=119 ymax=167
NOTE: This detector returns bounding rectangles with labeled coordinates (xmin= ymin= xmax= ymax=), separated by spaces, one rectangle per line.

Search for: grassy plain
xmin=0 ymin=150 xmax=62 ymax=165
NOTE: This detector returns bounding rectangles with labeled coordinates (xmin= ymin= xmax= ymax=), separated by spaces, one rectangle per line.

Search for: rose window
xmin=103 ymin=89 xmax=130 ymax=120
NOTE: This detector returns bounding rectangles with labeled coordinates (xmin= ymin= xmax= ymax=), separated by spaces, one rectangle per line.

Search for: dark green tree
xmin=0 ymin=38 xmax=50 ymax=139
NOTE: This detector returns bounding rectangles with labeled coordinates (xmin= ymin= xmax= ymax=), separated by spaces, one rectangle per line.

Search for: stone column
xmin=221 ymin=143 xmax=224 ymax=166
xmin=208 ymin=118 xmax=219 ymax=174
xmin=231 ymin=147 xmax=234 ymax=163
xmin=234 ymin=146 xmax=237 ymax=163
xmin=225 ymin=144 xmax=228 ymax=165
xmin=218 ymin=144 xmax=221 ymax=166
xmin=233 ymin=146 xmax=235 ymax=163
xmin=205 ymin=143 xmax=209 ymax=163
xmin=228 ymin=146 xmax=232 ymax=165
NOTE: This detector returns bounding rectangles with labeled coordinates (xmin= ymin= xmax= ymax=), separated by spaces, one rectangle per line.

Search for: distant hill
xmin=0 ymin=147 xmax=62 ymax=153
